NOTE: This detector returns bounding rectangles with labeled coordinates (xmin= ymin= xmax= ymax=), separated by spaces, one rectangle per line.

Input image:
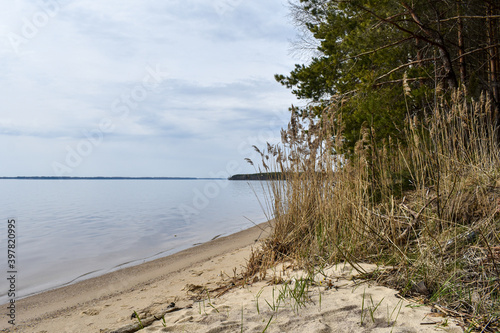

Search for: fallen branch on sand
xmin=109 ymin=306 xmax=181 ymax=333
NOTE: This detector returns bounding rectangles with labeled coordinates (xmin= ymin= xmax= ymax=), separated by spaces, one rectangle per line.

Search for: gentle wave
xmin=0 ymin=179 xmax=269 ymax=304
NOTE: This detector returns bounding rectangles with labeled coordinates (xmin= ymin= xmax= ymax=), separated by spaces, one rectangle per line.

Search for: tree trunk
xmin=438 ymin=44 xmax=459 ymax=90
xmin=457 ymin=1 xmax=467 ymax=85
xmin=487 ymin=3 xmax=499 ymax=124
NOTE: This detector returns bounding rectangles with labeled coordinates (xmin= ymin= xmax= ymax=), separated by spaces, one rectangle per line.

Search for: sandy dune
xmin=135 ymin=263 xmax=463 ymax=333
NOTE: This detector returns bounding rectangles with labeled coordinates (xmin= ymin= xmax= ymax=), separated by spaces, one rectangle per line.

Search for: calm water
xmin=0 ymin=179 xmax=270 ymax=304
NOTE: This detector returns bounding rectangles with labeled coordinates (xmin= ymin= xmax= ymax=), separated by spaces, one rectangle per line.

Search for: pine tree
xmin=278 ymin=0 xmax=500 ymax=150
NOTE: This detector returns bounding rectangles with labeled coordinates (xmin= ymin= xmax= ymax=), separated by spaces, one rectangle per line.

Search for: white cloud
xmin=0 ymin=0 xmax=298 ymax=176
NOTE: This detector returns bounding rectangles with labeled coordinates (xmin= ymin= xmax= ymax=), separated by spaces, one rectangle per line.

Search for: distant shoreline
xmin=228 ymin=172 xmax=284 ymax=180
xmin=0 ymin=176 xmax=223 ymax=180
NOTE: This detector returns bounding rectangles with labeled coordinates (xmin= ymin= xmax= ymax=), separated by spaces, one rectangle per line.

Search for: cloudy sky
xmin=0 ymin=0 xmax=300 ymax=177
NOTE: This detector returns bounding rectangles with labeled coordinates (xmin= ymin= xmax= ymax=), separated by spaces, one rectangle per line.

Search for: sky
xmin=0 ymin=0 xmax=301 ymax=177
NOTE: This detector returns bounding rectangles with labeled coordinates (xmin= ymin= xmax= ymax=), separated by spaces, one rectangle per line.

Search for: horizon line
xmin=0 ymin=176 xmax=227 ymax=180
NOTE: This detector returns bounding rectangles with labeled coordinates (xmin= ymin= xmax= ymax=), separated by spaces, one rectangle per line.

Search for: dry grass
xmin=247 ymin=89 xmax=500 ymax=332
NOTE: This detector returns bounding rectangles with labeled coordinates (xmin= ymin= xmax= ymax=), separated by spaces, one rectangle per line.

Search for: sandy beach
xmin=1 ymin=221 xmax=462 ymax=333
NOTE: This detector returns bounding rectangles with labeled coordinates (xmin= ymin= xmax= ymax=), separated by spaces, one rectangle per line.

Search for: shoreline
xmin=1 ymin=219 xmax=462 ymax=333
xmin=1 ymin=221 xmax=271 ymax=332
xmin=1 ymin=225 xmax=256 ymax=305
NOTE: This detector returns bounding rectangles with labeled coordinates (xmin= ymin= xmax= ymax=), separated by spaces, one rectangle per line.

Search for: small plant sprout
xmin=255 ymin=288 xmax=264 ymax=314
xmin=132 ymin=311 xmax=143 ymax=329
xmin=368 ymin=295 xmax=384 ymax=323
xmin=205 ymin=289 xmax=219 ymax=313
xmin=262 ymin=314 xmax=274 ymax=333
xmin=240 ymin=306 xmax=244 ymax=333
xmin=360 ymin=288 xmax=384 ymax=326
xmin=386 ymin=298 xmax=404 ymax=328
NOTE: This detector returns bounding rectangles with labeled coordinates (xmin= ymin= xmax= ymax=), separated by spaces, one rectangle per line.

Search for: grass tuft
xmin=246 ymin=89 xmax=500 ymax=332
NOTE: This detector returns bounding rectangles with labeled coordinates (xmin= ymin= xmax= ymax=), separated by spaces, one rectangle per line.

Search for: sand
xmin=0 ymin=221 xmax=463 ymax=333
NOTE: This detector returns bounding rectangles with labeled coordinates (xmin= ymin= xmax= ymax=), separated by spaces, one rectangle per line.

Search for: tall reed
xmin=248 ymin=89 xmax=500 ymax=331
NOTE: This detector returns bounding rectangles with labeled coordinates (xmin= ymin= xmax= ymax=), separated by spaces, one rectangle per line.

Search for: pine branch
xmin=376 ymin=58 xmax=437 ymax=81
xmin=340 ymin=37 xmax=414 ymax=63
xmin=440 ymin=15 xmax=500 ymax=23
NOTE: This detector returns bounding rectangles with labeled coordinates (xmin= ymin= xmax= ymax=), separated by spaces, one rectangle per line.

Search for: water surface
xmin=0 ymin=179 xmax=270 ymax=304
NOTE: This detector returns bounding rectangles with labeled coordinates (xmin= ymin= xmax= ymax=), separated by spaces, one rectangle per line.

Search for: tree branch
xmin=440 ymin=15 xmax=500 ymax=22
xmin=340 ymin=37 xmax=414 ymax=63
xmin=376 ymin=58 xmax=437 ymax=81
xmin=452 ymin=44 xmax=500 ymax=62
xmin=373 ymin=77 xmax=432 ymax=87
xmin=353 ymin=3 xmax=444 ymax=49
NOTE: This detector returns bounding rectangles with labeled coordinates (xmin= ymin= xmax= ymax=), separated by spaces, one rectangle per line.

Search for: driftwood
xmin=109 ymin=306 xmax=181 ymax=333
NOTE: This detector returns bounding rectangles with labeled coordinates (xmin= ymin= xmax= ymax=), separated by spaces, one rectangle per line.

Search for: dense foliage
xmin=277 ymin=0 xmax=500 ymax=151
